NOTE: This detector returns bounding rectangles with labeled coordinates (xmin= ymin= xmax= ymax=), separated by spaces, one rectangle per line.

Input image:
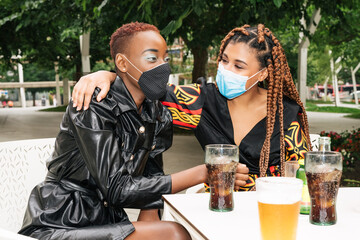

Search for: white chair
xmin=0 ymin=138 xmax=55 ymax=233
xmin=310 ymin=134 xmax=320 ymax=151
xmin=185 ymin=183 xmax=205 ymax=194
xmin=0 ymin=228 xmax=37 ymax=240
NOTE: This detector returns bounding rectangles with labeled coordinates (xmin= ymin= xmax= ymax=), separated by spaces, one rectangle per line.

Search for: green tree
xmin=136 ymin=0 xmax=306 ymax=81
xmin=308 ymin=0 xmax=360 ymax=86
xmin=23 ymin=63 xmax=55 ymax=106
xmin=1 ymin=0 xmax=357 ymax=85
xmin=0 ymin=0 xmax=113 ymax=80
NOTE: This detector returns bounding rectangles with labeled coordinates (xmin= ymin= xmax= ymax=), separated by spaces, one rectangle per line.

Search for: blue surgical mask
xmin=215 ymin=62 xmax=265 ymax=99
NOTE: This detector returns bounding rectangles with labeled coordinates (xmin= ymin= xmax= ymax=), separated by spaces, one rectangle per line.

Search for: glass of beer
xmin=205 ymin=144 xmax=239 ymax=212
xmin=256 ymin=177 xmax=303 ymax=240
xmin=305 ymin=151 xmax=342 ymax=226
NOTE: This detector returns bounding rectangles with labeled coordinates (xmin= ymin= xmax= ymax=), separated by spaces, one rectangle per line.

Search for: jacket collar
xmin=110 ymin=76 xmax=159 ymax=123
xmin=110 ymin=76 xmax=138 ymax=113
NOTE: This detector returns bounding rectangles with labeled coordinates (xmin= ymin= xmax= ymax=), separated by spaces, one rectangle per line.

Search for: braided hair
xmin=217 ymin=24 xmax=311 ymax=178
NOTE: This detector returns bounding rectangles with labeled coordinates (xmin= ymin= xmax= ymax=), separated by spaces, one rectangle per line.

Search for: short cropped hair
xmin=109 ymin=22 xmax=160 ymax=59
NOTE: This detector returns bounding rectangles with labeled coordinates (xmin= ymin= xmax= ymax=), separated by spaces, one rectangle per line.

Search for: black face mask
xmin=123 ymin=55 xmax=171 ymax=100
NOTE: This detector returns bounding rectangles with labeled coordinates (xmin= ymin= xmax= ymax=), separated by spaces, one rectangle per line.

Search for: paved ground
xmin=307 ymin=111 xmax=359 ymax=133
xmin=0 ymin=106 xmax=359 ymax=220
xmin=0 ymin=106 xmax=358 ymax=175
xmin=1 ymin=106 xmax=359 ymax=171
xmin=0 ymin=107 xmax=204 ymax=174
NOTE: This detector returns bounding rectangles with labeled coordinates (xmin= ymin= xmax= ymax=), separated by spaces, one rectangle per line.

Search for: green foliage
xmin=342 ymin=179 xmax=360 ymax=187
xmin=0 ymin=0 xmax=358 ymax=86
xmin=48 ymin=94 xmax=53 ymax=106
xmin=22 ymin=63 xmax=56 ymax=105
xmin=307 ymin=46 xmax=331 ymax=86
xmin=169 ymin=59 xmax=193 ymax=75
xmin=345 ymin=112 xmax=360 ymax=119
xmin=306 ymin=100 xmax=333 ymax=104
xmin=319 ymin=128 xmax=360 ymax=186
xmin=310 ymin=0 xmax=360 ymax=85
xmin=0 ymin=0 xmax=116 ymax=78
xmin=306 ymin=102 xmax=360 ymax=116
xmin=161 ymin=7 xmax=192 ymax=36
xmin=274 ymin=24 xmax=301 ymax=83
xmin=273 ymin=0 xmax=283 ymax=8
xmin=0 ymin=95 xmax=7 ymax=102
xmin=92 ymin=60 xmax=114 ymax=72
xmin=320 ymin=128 xmax=360 ymax=186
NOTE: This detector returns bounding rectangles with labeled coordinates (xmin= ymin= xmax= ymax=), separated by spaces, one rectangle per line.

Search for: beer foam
xmin=256 ymin=177 xmax=303 ymax=204
xmin=257 ymin=192 xmax=301 ymax=205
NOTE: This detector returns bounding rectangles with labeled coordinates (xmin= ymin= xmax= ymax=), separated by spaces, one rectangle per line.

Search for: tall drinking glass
xmin=205 ymin=144 xmax=239 ymax=212
xmin=305 ymin=151 xmax=342 ymax=225
xmin=256 ymin=177 xmax=303 ymax=240
xmin=285 ymin=161 xmax=300 ymax=177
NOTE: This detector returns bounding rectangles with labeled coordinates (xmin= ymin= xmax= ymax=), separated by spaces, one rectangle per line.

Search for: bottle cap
xmin=298 ymin=159 xmax=304 ymax=166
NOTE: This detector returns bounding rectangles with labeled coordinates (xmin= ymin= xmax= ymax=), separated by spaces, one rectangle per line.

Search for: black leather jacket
xmin=19 ymin=77 xmax=173 ymax=240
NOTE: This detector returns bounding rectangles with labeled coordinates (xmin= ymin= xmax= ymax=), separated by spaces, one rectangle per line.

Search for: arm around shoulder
xmin=72 ymin=71 xmax=116 ymax=110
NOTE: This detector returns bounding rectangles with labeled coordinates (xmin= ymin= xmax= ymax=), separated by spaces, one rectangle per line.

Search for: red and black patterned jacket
xmin=161 ymin=82 xmax=308 ymax=191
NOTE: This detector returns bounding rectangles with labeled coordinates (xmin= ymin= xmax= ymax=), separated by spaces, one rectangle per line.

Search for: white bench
xmin=0 ymin=138 xmax=55 ymax=234
xmin=0 ymin=137 xmax=140 ymax=239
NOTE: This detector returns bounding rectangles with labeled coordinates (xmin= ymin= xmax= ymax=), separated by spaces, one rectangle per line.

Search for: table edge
xmin=162 ymin=195 xmax=209 ymax=240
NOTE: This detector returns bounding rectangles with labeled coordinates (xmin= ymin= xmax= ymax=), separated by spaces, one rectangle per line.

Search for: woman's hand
xmin=234 ymin=163 xmax=249 ymax=190
xmin=72 ymin=71 xmax=116 ymax=111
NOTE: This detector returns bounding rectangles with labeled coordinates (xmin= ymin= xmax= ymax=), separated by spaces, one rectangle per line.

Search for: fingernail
xmin=76 ymin=107 xmax=81 ymax=111
xmin=84 ymin=106 xmax=88 ymax=111
xmin=73 ymin=103 xmax=76 ymax=107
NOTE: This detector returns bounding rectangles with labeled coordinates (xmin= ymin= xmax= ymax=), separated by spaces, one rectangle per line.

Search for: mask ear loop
xmin=120 ymin=54 xmax=143 ymax=82
xmin=246 ymin=68 xmax=266 ymax=91
xmin=246 ymin=80 xmax=260 ymax=91
xmin=122 ymin=55 xmax=143 ymax=74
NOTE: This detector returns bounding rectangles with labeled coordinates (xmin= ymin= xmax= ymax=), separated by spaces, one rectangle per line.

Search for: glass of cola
xmin=305 ymin=151 xmax=343 ymax=226
xmin=205 ymin=144 xmax=239 ymax=212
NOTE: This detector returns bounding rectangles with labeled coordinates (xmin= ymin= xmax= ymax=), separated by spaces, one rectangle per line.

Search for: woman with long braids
xmin=73 ymin=24 xmax=310 ymax=191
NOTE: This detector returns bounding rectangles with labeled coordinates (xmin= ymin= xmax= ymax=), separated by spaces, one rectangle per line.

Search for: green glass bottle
xmin=296 ymin=159 xmax=310 ymax=214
